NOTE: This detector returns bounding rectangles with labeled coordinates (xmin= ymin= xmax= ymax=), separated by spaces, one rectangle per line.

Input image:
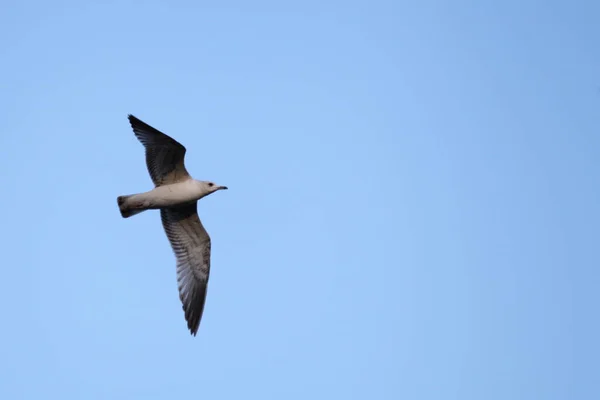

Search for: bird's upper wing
xmin=160 ymin=202 xmax=211 ymax=336
xmin=128 ymin=115 xmax=190 ymax=186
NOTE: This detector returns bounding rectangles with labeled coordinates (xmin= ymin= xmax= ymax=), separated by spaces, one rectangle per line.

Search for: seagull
xmin=117 ymin=115 xmax=228 ymax=336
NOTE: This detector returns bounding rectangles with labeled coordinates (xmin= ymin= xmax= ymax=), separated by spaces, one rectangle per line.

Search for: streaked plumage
xmin=129 ymin=116 xmax=190 ymax=186
xmin=117 ymin=115 xmax=227 ymax=336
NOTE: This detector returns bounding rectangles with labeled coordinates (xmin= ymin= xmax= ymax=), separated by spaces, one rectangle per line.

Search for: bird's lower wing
xmin=160 ymin=202 xmax=211 ymax=335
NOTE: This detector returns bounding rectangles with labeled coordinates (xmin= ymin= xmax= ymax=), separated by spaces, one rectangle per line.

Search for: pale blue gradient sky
xmin=1 ymin=1 xmax=598 ymax=399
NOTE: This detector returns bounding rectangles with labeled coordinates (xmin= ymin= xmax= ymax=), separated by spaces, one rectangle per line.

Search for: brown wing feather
xmin=128 ymin=115 xmax=191 ymax=186
xmin=160 ymin=202 xmax=211 ymax=336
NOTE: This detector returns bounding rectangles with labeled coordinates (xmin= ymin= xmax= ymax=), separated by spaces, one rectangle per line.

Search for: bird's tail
xmin=117 ymin=195 xmax=146 ymax=218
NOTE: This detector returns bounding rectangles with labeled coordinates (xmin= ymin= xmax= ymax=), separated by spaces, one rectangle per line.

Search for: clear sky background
xmin=1 ymin=1 xmax=598 ymax=399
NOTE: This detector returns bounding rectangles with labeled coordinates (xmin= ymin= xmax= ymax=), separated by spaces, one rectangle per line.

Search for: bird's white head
xmin=195 ymin=180 xmax=228 ymax=197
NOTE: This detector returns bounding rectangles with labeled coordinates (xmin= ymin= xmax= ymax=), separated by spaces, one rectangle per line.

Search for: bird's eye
xmin=208 ymin=183 xmax=214 ymax=187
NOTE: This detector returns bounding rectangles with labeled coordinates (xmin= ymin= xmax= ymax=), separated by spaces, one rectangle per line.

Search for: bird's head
xmin=197 ymin=180 xmax=228 ymax=196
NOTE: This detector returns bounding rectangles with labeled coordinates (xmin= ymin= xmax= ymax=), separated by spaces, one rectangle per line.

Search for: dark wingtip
xmin=127 ymin=114 xmax=140 ymax=126
xmin=185 ymin=309 xmax=200 ymax=336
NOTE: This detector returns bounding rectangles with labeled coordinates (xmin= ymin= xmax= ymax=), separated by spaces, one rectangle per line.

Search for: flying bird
xmin=117 ymin=115 xmax=228 ymax=336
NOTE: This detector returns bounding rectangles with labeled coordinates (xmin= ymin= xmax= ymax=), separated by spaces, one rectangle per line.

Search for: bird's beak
xmin=218 ymin=186 xmax=228 ymax=190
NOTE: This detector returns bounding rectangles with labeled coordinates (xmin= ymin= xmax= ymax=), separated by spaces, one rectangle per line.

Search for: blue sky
xmin=1 ymin=0 xmax=598 ymax=398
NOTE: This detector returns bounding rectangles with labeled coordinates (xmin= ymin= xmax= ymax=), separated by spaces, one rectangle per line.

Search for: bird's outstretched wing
xmin=128 ymin=115 xmax=190 ymax=186
xmin=160 ymin=202 xmax=211 ymax=336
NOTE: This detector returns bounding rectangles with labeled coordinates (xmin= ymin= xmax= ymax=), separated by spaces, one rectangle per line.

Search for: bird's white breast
xmin=143 ymin=179 xmax=203 ymax=209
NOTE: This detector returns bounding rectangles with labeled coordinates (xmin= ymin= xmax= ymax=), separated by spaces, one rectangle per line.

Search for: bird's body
xmin=117 ymin=115 xmax=227 ymax=336
xmin=118 ymin=179 xmax=211 ymax=217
